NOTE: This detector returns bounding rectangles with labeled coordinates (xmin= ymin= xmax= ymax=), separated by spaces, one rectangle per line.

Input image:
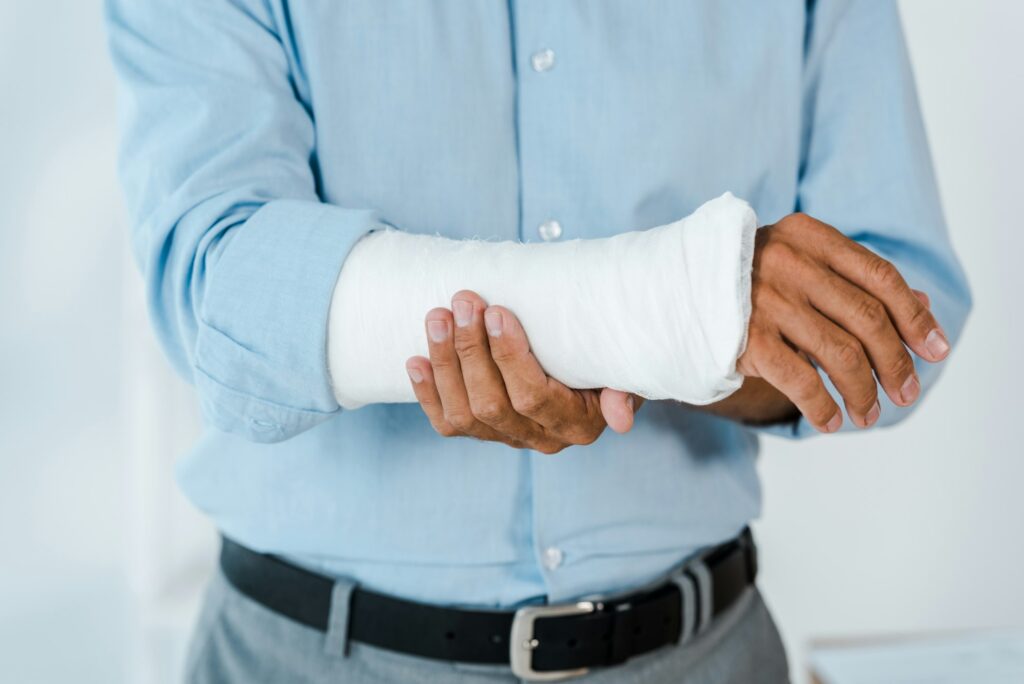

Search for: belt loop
xmin=323 ymin=578 xmax=357 ymax=658
xmin=688 ymin=559 xmax=713 ymax=636
xmin=669 ymin=570 xmax=698 ymax=646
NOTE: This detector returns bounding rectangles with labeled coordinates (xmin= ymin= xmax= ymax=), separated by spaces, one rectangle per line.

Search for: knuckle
xmin=453 ymin=334 xmax=483 ymax=356
xmin=793 ymin=212 xmax=831 ymax=235
xmin=511 ymin=390 xmax=549 ymax=417
xmin=429 ymin=355 xmax=459 ymax=372
xmin=764 ymin=349 xmax=798 ymax=382
xmin=886 ymin=352 xmax=916 ymax=379
xmin=780 ymin=212 xmax=812 ymax=231
xmin=444 ymin=409 xmax=475 ymax=432
xmin=573 ymin=428 xmax=601 ymax=447
xmin=489 ymin=343 xmax=518 ymax=364
xmin=471 ymin=398 xmax=507 ymax=423
xmin=869 ymin=258 xmax=901 ymax=287
xmin=760 ymin=239 xmax=797 ymax=266
xmin=751 ymin=284 xmax=781 ymax=310
xmin=832 ymin=340 xmax=866 ymax=373
xmin=432 ymin=420 xmax=459 ymax=438
xmin=534 ymin=440 xmax=567 ymax=455
xmin=854 ymin=298 xmax=888 ymax=330
xmin=907 ymin=303 xmax=933 ymax=333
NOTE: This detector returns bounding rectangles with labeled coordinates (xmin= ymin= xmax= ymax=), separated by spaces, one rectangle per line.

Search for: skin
xmin=405 ymin=213 xmax=951 ymax=453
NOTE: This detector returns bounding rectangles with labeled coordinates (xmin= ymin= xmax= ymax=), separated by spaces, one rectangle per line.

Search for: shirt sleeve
xmin=107 ymin=0 xmax=383 ymax=442
xmin=758 ymin=0 xmax=972 ymax=439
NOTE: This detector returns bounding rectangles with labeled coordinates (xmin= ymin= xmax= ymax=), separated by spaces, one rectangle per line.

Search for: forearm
xmin=328 ymin=194 xmax=758 ymax=409
xmin=109 ymin=0 xmax=385 ymax=442
xmin=681 ymin=377 xmax=798 ymax=427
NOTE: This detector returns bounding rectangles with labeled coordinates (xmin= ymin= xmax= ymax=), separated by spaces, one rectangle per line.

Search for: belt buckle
xmin=509 ymin=601 xmax=596 ymax=681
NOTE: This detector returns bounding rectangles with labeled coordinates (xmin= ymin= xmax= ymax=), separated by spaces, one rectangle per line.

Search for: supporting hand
xmin=406 ymin=290 xmax=642 ymax=454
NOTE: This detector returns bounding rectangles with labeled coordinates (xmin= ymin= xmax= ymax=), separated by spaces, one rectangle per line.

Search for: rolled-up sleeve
xmin=761 ymin=0 xmax=972 ymax=439
xmin=107 ymin=0 xmax=381 ymax=442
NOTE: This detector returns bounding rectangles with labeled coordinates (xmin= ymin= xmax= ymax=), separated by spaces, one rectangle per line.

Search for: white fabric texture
xmin=327 ymin=193 xmax=758 ymax=409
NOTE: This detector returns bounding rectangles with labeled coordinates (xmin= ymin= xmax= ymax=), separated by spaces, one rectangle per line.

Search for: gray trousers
xmin=185 ymin=569 xmax=790 ymax=683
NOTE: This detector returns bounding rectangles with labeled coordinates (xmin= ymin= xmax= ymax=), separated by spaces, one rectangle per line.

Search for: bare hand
xmin=405 ymin=290 xmax=643 ymax=454
xmin=738 ymin=213 xmax=950 ymax=433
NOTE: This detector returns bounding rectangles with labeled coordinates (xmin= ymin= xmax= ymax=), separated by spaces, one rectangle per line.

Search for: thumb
xmin=600 ymin=389 xmax=641 ymax=434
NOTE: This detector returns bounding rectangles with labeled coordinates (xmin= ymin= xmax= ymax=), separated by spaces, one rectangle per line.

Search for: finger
xmin=424 ymin=308 xmax=506 ymax=441
xmin=808 ymin=269 xmax=920 ymax=408
xmin=405 ymin=356 xmax=459 ymax=437
xmin=822 ymin=237 xmax=949 ymax=362
xmin=747 ymin=330 xmax=843 ymax=433
xmin=450 ymin=291 xmax=548 ymax=442
xmin=776 ymin=301 xmax=879 ymax=428
xmin=409 ymin=356 xmax=529 ymax=448
xmin=912 ymin=289 xmax=930 ymax=309
xmin=485 ymin=305 xmax=605 ymax=443
xmin=600 ymin=389 xmax=642 ymax=434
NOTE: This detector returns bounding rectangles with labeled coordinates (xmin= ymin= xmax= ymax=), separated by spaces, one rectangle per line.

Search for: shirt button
xmin=542 ymin=546 xmax=564 ymax=570
xmin=538 ymin=219 xmax=562 ymax=242
xmin=531 ymin=48 xmax=556 ymax=73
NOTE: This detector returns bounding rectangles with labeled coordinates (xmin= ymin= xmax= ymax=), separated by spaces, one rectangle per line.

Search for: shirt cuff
xmin=194 ymin=199 xmax=382 ymax=442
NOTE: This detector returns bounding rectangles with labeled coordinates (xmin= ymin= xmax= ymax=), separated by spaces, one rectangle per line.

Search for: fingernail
xmin=452 ymin=299 xmax=472 ymax=328
xmin=864 ymin=401 xmax=881 ymax=427
xmin=625 ymin=394 xmax=635 ymax=413
xmin=427 ymin=319 xmax=449 ymax=342
xmin=825 ymin=412 xmax=842 ymax=433
xmin=899 ymin=375 xmax=920 ymax=405
xmin=925 ymin=329 xmax=950 ymax=360
xmin=407 ymin=366 xmax=423 ymax=383
xmin=485 ymin=310 xmax=503 ymax=337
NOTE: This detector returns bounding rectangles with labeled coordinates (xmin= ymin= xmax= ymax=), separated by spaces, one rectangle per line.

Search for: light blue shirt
xmin=107 ymin=1 xmax=970 ymax=608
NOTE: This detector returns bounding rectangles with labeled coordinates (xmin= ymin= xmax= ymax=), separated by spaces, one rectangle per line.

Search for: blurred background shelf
xmin=808 ymin=630 xmax=1024 ymax=684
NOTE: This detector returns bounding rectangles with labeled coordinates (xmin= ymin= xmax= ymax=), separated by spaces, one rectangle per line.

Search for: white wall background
xmin=0 ymin=2 xmax=1020 ymax=682
xmin=756 ymin=3 xmax=1024 ymax=680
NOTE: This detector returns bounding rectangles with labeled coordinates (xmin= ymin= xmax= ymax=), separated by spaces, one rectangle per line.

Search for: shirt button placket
xmin=532 ymin=45 xmax=561 ymax=244
xmin=517 ymin=6 xmax=568 ymax=598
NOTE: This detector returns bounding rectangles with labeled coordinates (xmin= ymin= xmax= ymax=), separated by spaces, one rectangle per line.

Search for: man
xmin=107 ymin=1 xmax=970 ymax=682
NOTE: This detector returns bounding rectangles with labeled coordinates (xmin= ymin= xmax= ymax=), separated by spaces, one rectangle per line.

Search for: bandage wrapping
xmin=327 ymin=193 xmax=758 ymax=409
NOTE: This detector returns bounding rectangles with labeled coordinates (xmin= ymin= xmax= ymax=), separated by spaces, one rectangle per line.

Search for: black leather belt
xmin=219 ymin=530 xmax=757 ymax=681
